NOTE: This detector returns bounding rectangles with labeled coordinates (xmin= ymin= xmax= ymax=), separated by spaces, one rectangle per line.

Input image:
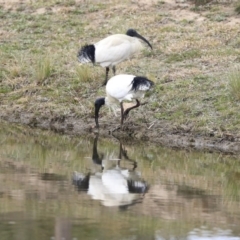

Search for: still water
xmin=0 ymin=123 xmax=240 ymax=240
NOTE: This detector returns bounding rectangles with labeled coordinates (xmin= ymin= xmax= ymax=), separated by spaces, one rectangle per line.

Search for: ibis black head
xmin=126 ymin=29 xmax=152 ymax=49
xmin=94 ymin=97 xmax=105 ymax=128
xmin=126 ymin=29 xmax=138 ymax=37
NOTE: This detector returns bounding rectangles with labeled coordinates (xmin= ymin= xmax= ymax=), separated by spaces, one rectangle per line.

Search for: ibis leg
xmin=120 ymin=102 xmax=124 ymax=127
xmin=123 ymin=99 xmax=140 ymax=120
xmin=112 ymin=66 xmax=116 ymax=75
xmin=102 ymin=67 xmax=110 ymax=86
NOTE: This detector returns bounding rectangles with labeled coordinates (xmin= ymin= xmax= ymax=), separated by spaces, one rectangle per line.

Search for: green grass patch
xmin=74 ymin=65 xmax=93 ymax=83
xmin=235 ymin=0 xmax=240 ymax=14
xmin=35 ymin=57 xmax=55 ymax=85
xmin=0 ymin=85 xmax=12 ymax=94
xmin=228 ymin=68 xmax=240 ymax=101
xmin=165 ymin=49 xmax=201 ymax=63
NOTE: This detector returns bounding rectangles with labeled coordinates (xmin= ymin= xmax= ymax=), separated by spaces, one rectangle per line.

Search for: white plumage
xmin=94 ymin=74 xmax=154 ymax=128
xmin=94 ymin=35 xmax=143 ymax=67
xmin=74 ymin=167 xmax=146 ymax=207
xmin=72 ymin=136 xmax=148 ymax=207
xmin=106 ymin=74 xmax=152 ymax=102
xmin=77 ymin=29 xmax=152 ymax=85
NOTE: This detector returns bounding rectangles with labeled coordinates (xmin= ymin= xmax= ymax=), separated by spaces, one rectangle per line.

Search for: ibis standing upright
xmin=77 ymin=29 xmax=152 ymax=85
xmin=94 ymin=74 xmax=154 ymax=128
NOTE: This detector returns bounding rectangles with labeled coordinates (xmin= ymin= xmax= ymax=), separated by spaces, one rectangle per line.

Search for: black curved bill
xmin=135 ymin=32 xmax=152 ymax=49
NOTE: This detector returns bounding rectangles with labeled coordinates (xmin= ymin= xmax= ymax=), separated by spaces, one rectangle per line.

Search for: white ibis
xmin=94 ymin=74 xmax=154 ymax=128
xmin=77 ymin=29 xmax=152 ymax=85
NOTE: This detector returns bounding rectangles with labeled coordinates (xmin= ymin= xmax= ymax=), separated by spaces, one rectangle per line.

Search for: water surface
xmin=0 ymin=123 xmax=240 ymax=240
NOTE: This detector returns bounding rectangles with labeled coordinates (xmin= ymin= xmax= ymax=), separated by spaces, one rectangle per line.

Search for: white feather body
xmin=88 ymin=172 xmax=139 ymax=207
xmin=87 ymin=161 xmax=145 ymax=207
xmin=105 ymin=74 xmax=148 ymax=105
xmin=94 ymin=34 xmax=143 ymax=67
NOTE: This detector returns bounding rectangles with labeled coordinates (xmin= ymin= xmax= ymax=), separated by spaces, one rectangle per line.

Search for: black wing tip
xmin=131 ymin=76 xmax=154 ymax=91
xmin=128 ymin=180 xmax=149 ymax=194
xmin=77 ymin=44 xmax=95 ymax=63
xmin=72 ymin=172 xmax=90 ymax=191
xmin=79 ymin=43 xmax=92 ymax=48
xmin=134 ymin=76 xmax=154 ymax=84
xmin=77 ymin=44 xmax=89 ymax=55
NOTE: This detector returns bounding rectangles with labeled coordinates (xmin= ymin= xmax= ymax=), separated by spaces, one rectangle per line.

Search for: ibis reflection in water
xmin=77 ymin=29 xmax=152 ymax=85
xmin=72 ymin=135 xmax=148 ymax=207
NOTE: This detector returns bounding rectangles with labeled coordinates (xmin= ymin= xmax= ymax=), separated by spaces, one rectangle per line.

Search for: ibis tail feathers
xmin=77 ymin=44 xmax=95 ymax=64
xmin=131 ymin=76 xmax=154 ymax=91
xmin=127 ymin=179 xmax=148 ymax=193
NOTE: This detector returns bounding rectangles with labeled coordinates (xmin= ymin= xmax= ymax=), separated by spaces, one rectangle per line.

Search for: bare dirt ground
xmin=2 ymin=110 xmax=240 ymax=155
xmin=0 ymin=0 xmax=240 ymax=154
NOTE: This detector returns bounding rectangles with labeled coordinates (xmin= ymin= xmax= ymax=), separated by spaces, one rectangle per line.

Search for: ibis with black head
xmin=77 ymin=29 xmax=152 ymax=85
xmin=94 ymin=74 xmax=154 ymax=129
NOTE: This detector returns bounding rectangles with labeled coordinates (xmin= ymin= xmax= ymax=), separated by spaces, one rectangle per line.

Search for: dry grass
xmin=75 ymin=65 xmax=93 ymax=83
xmin=35 ymin=57 xmax=54 ymax=85
xmin=235 ymin=0 xmax=240 ymax=14
xmin=228 ymin=68 xmax=240 ymax=101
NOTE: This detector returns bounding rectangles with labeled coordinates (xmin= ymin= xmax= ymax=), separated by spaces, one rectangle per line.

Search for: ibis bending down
xmin=72 ymin=135 xmax=148 ymax=207
xmin=77 ymin=29 xmax=152 ymax=85
xmin=94 ymin=74 xmax=154 ymax=128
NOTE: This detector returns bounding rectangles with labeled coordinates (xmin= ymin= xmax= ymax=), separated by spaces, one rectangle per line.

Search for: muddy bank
xmin=1 ymin=111 xmax=240 ymax=155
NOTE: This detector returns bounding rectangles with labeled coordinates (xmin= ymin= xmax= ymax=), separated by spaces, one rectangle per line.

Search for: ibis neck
xmin=94 ymin=97 xmax=105 ymax=128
